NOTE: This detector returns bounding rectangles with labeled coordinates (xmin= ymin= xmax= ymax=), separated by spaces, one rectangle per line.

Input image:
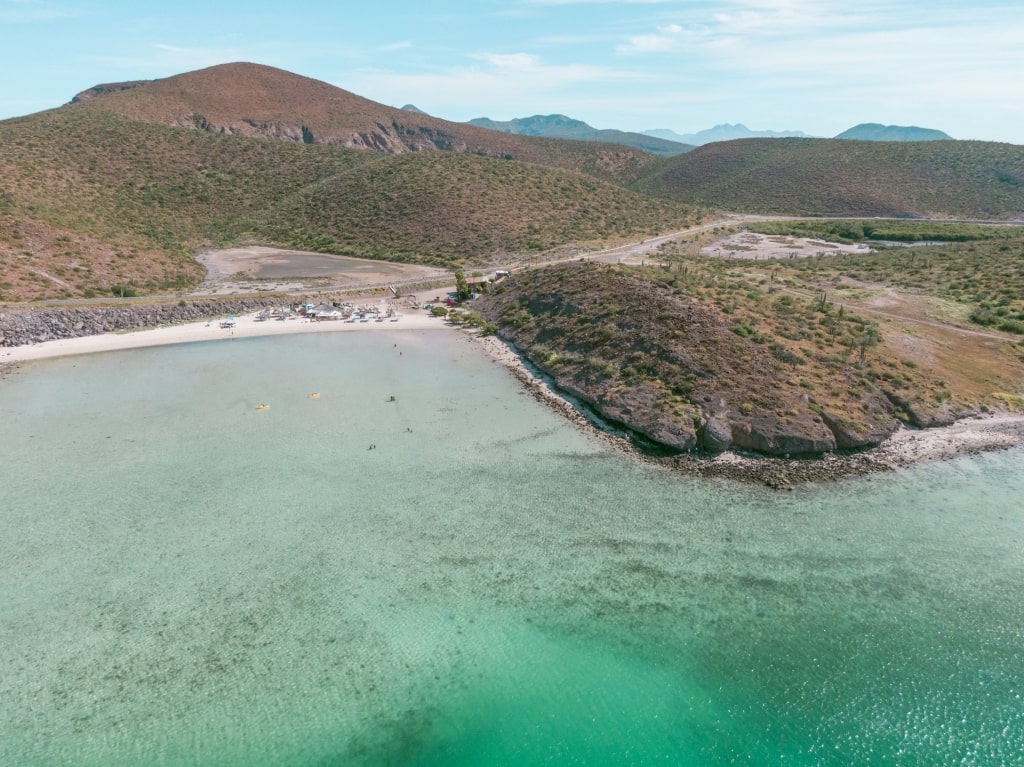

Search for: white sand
xmin=872 ymin=415 xmax=1024 ymax=466
xmin=701 ymin=231 xmax=869 ymax=260
xmin=1 ymin=309 xmax=446 ymax=364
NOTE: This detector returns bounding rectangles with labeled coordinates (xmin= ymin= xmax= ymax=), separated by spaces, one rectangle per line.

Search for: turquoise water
xmin=1 ymin=331 xmax=1022 ymax=766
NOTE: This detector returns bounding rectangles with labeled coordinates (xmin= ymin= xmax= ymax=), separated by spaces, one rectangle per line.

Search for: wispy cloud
xmin=345 ymin=51 xmax=650 ymax=119
xmin=0 ymin=97 xmax=59 ymax=110
xmin=86 ymin=43 xmax=246 ymax=75
xmin=602 ymin=0 xmax=1024 ymax=136
xmin=613 ymin=0 xmax=1024 ymax=83
xmin=0 ymin=0 xmax=86 ymax=22
xmin=616 ymin=24 xmax=709 ymax=54
xmin=525 ymin=0 xmax=673 ymax=5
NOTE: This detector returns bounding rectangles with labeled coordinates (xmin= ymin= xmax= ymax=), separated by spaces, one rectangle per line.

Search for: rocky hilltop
xmin=63 ymin=62 xmax=664 ymax=174
xmin=71 ymin=80 xmax=151 ymax=102
xmin=475 ymin=262 xmax=902 ymax=457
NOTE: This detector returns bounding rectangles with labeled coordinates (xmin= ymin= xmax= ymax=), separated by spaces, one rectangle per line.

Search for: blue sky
xmin=2 ymin=0 xmax=1022 ymax=143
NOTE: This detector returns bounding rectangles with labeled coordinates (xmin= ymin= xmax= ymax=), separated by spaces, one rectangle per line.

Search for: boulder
xmin=730 ymin=412 xmax=836 ymax=455
xmin=817 ymin=392 xmax=899 ymax=449
xmin=700 ymin=416 xmax=733 ymax=453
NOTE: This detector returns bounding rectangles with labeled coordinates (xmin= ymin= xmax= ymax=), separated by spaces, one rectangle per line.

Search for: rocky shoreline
xmin=472 ymin=332 xmax=1024 ymax=489
xmin=0 ymin=299 xmax=282 ymax=348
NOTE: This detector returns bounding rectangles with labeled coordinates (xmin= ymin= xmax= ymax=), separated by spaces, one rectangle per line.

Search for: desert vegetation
xmin=475 ymin=235 xmax=1024 ymax=456
xmin=0 ymin=104 xmax=693 ymax=301
xmin=637 ymin=138 xmax=1024 ymax=218
xmin=478 ymin=262 xmax=902 ymax=456
xmin=251 ymin=151 xmax=694 ymax=266
xmin=737 ymin=220 xmax=1024 ymax=334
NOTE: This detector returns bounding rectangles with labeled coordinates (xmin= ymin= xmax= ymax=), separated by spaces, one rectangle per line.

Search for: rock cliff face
xmin=0 ymin=299 xmax=278 ymax=347
xmin=475 ymin=262 xmax=900 ymax=457
xmin=174 ymin=113 xmax=471 ymax=154
xmin=71 ymin=80 xmax=152 ymax=102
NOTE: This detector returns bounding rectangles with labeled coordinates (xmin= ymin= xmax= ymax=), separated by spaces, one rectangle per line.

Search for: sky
xmin=1 ymin=0 xmax=1022 ymax=143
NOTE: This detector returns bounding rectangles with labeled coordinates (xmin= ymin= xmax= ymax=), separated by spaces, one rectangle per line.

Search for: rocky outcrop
xmin=169 ymin=112 xmax=468 ymax=155
xmin=555 ymin=375 xmax=698 ymax=451
xmin=818 ymin=390 xmax=900 ymax=448
xmin=700 ymin=416 xmax=733 ymax=453
xmin=0 ymin=299 xmax=278 ymax=348
xmin=729 ymin=412 xmax=836 ymax=455
xmin=70 ymin=80 xmax=152 ymax=103
xmin=476 ymin=261 xmax=904 ymax=458
xmin=882 ymin=390 xmax=973 ymax=429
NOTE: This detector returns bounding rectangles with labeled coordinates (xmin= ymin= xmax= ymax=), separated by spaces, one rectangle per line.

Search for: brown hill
xmin=639 ymin=137 xmax=1024 ymax=219
xmin=67 ymin=62 xmax=663 ymax=186
xmin=0 ymin=97 xmax=695 ymax=301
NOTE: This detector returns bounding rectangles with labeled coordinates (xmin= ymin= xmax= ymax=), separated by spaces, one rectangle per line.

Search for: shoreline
xmin=0 ymin=307 xmax=445 ymax=367
xmin=4 ymin=311 xmax=1022 ymax=486
xmin=471 ymin=332 xmax=1024 ymax=488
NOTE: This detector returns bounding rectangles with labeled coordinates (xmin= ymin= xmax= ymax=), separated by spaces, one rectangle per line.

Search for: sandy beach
xmin=1 ymin=307 xmax=444 ymax=364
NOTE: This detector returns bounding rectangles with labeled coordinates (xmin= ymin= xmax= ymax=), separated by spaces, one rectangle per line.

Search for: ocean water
xmin=1 ymin=331 xmax=1022 ymax=766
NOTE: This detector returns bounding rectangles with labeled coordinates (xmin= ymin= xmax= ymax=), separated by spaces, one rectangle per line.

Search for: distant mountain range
xmin=835 ymin=123 xmax=953 ymax=142
xmin=647 ymin=122 xmax=954 ymax=144
xmin=471 ymin=117 xmax=954 ymax=149
xmin=467 ymin=114 xmax=691 ymax=156
xmin=643 ymin=124 xmax=810 ymax=145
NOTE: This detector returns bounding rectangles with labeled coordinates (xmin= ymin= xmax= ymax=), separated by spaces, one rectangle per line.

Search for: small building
xmin=309 ymin=303 xmax=344 ymax=320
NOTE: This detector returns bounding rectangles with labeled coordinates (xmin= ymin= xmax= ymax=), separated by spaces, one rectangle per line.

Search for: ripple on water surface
xmin=1 ymin=332 xmax=1022 ymax=765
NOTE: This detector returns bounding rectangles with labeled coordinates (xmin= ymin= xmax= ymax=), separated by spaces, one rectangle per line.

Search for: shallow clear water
xmin=2 ymin=331 xmax=1022 ymax=766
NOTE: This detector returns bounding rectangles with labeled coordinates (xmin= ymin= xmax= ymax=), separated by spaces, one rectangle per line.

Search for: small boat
xmin=308 ymin=392 xmax=320 ymax=399
xmin=256 ymin=403 xmax=269 ymax=410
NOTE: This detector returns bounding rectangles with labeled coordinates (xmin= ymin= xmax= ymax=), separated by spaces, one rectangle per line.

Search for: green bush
xmin=997 ymin=318 xmax=1024 ymax=334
